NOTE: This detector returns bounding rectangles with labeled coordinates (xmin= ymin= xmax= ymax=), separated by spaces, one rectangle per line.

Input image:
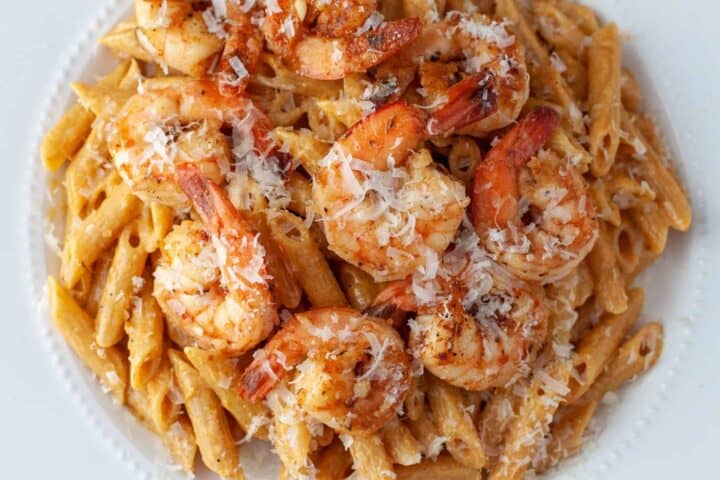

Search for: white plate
xmin=3 ymin=1 xmax=720 ymax=479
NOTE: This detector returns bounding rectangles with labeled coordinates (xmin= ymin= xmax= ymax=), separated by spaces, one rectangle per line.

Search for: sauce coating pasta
xmin=42 ymin=0 xmax=691 ymax=478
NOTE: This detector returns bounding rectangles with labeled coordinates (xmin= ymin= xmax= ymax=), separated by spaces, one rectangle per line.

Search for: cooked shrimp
xmin=152 ymin=166 xmax=277 ymax=355
xmin=107 ymin=79 xmax=281 ymax=208
xmin=238 ymin=308 xmax=411 ymax=434
xmin=313 ymin=74 xmax=497 ymax=281
xmin=368 ymin=225 xmax=549 ymax=391
xmin=373 ymin=11 xmax=529 ymax=135
xmin=135 ymin=0 xmax=262 ymax=85
xmin=214 ymin=1 xmax=264 ymax=95
xmin=262 ymin=0 xmax=422 ymax=79
xmin=471 ymin=107 xmax=599 ymax=282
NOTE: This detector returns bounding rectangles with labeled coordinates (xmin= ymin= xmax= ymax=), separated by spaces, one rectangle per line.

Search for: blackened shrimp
xmin=237 ymin=308 xmax=411 ymax=434
xmin=313 ymin=74 xmax=498 ymax=282
xmin=134 ymin=0 xmax=262 ymax=89
xmin=262 ymin=0 xmax=422 ymax=79
xmin=471 ymin=107 xmax=598 ymax=282
xmin=152 ymin=166 xmax=277 ymax=355
xmin=369 ymin=225 xmax=548 ymax=391
xmin=107 ymin=79 xmax=282 ymax=209
xmin=373 ymin=11 xmax=529 ymax=134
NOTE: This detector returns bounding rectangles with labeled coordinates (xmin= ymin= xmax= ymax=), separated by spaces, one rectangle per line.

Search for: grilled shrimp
xmin=238 ymin=308 xmax=411 ymax=433
xmin=153 ymin=166 xmax=277 ymax=355
xmin=471 ymin=107 xmax=599 ymax=282
xmin=369 ymin=225 xmax=548 ymax=391
xmin=107 ymin=79 xmax=280 ymax=209
xmin=373 ymin=11 xmax=529 ymax=135
xmin=262 ymin=0 xmax=422 ymax=79
xmin=313 ymin=73 xmax=498 ymax=281
xmin=135 ymin=0 xmax=262 ymax=86
xmin=214 ymin=1 xmax=264 ymax=95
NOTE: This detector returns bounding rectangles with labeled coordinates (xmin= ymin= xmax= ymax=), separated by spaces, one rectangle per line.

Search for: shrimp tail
xmin=364 ymin=280 xmax=418 ymax=324
xmin=428 ymin=72 xmax=499 ymax=136
xmin=338 ymin=101 xmax=426 ymax=168
xmin=176 ymin=164 xmax=239 ymax=234
xmin=485 ymin=106 xmax=560 ymax=168
xmin=361 ymin=17 xmax=423 ymax=59
xmin=217 ymin=7 xmax=263 ymax=96
xmin=470 ymin=107 xmax=560 ymax=228
xmin=237 ymin=352 xmax=286 ymax=402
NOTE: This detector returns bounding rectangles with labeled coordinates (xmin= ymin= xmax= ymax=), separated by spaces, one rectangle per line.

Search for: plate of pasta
xmin=22 ymin=0 xmax=717 ymax=479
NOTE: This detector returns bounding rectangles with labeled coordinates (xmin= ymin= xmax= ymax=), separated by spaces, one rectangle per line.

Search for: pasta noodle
xmin=168 ymin=349 xmax=242 ymax=479
xmin=184 ymin=347 xmax=270 ymax=440
xmin=126 ymin=278 xmax=164 ymax=390
xmin=95 ymin=220 xmax=148 ymax=348
xmin=47 ymin=277 xmax=128 ymax=403
xmin=587 ymin=23 xmax=622 ymax=177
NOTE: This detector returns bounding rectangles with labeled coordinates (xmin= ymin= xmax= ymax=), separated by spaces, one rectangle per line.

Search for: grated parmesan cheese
xmin=265 ymin=0 xmax=282 ymax=14
xmin=202 ymin=8 xmax=227 ymax=39
xmin=535 ymin=369 xmax=570 ymax=397
xmin=549 ymin=51 xmax=567 ymax=73
xmin=355 ymin=11 xmax=385 ymax=35
xmin=458 ymin=17 xmax=516 ymax=48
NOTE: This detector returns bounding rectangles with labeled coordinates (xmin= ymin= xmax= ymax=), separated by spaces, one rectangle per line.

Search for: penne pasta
xmin=266 ymin=385 xmax=315 ymax=479
xmin=65 ymin=126 xmax=112 ymax=218
xmin=496 ymin=0 xmax=585 ymax=135
xmin=577 ymin=322 xmax=664 ymax=406
xmin=138 ymin=202 xmax=175 ymax=254
xmin=247 ymin=212 xmax=303 ymax=309
xmin=629 ymin=202 xmax=670 ymax=255
xmin=565 ymin=289 xmax=644 ymax=403
xmin=316 ymin=438 xmax=353 ymax=480
xmin=273 ymin=127 xmax=331 ymax=176
xmin=549 ymin=126 xmax=592 ymax=173
xmin=406 ymin=409 xmax=444 ymax=459
xmin=184 ymin=347 xmax=270 ymax=441
xmin=620 ymin=68 xmax=644 ymax=113
xmin=41 ymin=60 xmax=130 ymax=171
xmin=127 ymin=387 xmax=197 ymax=472
xmin=536 ymin=400 xmax=598 ymax=472
xmin=95 ymin=221 xmax=148 ymax=348
xmin=286 ymin=171 xmax=314 ymax=218
xmin=61 ymin=180 xmax=141 ymax=288
xmin=555 ymin=48 xmax=588 ymax=102
xmin=144 ymin=358 xmax=182 ymax=433
xmin=447 ymin=136 xmax=482 ymax=187
xmin=381 ymin=416 xmax=423 ymax=466
xmin=479 ymin=388 xmax=517 ymax=463
xmin=83 ymin=251 xmax=113 ymax=318
xmin=126 ymin=279 xmax=164 ymax=391
xmin=620 ymin=113 xmax=692 ymax=231
xmin=612 ymin=216 xmax=644 ymax=276
xmin=534 ymin=2 xmax=588 ymax=60
xmin=554 ymin=0 xmax=599 ymax=35
xmin=587 ymin=221 xmax=628 ymax=314
xmin=168 ymin=349 xmax=243 ymax=479
xmin=338 ymin=262 xmax=381 ymax=311
xmin=47 ymin=277 xmax=128 ymax=403
xmin=425 ymin=375 xmax=485 ymax=469
xmin=345 ymin=433 xmax=395 ymax=480
xmin=396 ymin=455 xmax=483 ymax=480
xmin=588 ymin=23 xmax=622 ymax=177
xmin=268 ymin=210 xmax=348 ymax=307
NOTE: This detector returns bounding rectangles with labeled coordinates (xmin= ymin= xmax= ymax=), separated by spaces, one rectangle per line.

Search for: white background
xmin=1 ymin=1 xmax=719 ymax=478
